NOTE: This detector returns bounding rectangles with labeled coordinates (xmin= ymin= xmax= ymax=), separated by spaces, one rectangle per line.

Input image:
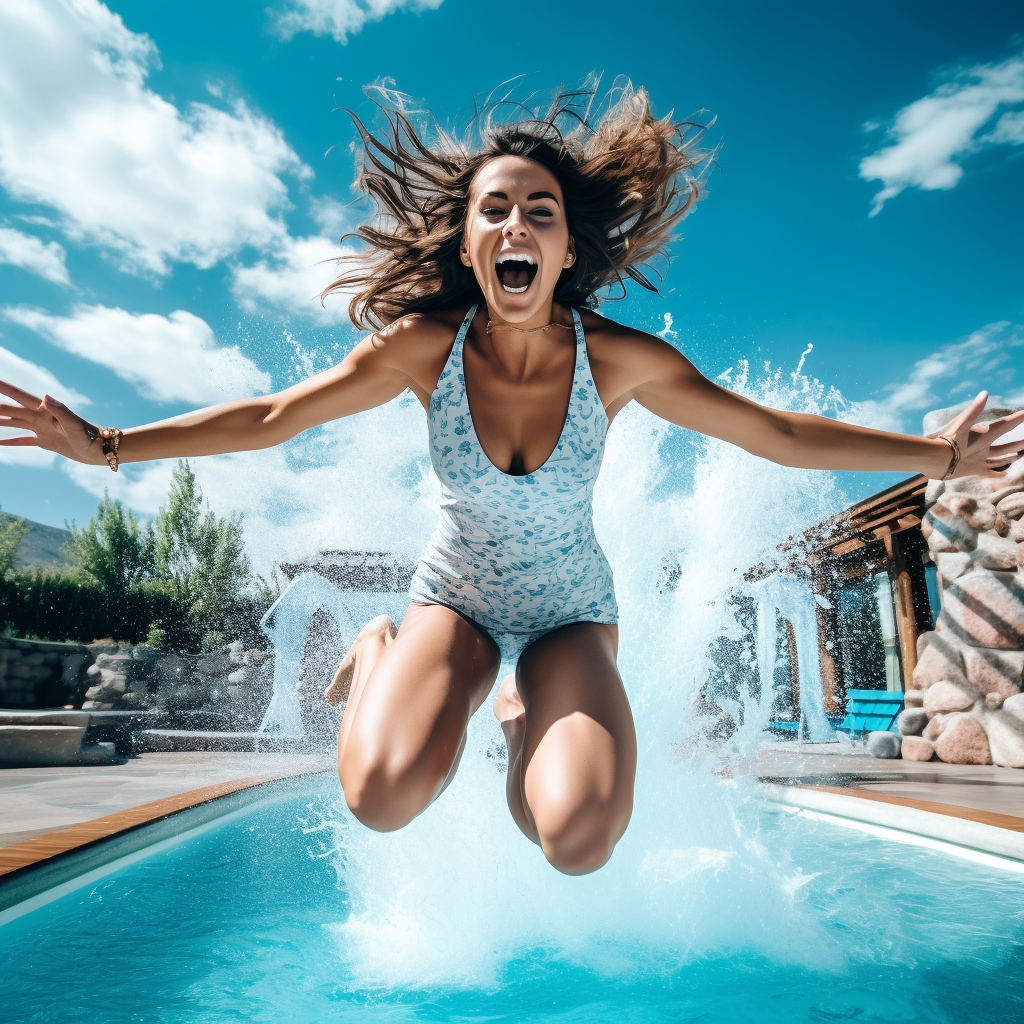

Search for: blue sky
xmin=1 ymin=0 xmax=1022 ymax=564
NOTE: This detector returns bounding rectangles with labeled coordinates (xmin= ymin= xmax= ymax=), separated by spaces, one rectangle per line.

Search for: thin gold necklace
xmin=485 ymin=318 xmax=573 ymax=335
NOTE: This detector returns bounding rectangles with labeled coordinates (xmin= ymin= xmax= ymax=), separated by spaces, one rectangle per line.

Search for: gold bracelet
xmin=99 ymin=427 xmax=122 ymax=472
xmin=938 ymin=434 xmax=961 ymax=480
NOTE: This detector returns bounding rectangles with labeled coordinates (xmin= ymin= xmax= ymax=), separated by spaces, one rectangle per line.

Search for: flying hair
xmin=323 ymin=77 xmax=714 ymax=329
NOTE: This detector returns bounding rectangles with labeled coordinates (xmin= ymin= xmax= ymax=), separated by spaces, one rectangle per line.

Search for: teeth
xmin=502 ymin=284 xmax=529 ymax=293
xmin=497 ymin=253 xmax=536 ymax=265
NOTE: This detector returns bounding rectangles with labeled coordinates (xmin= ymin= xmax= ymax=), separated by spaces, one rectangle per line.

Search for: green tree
xmin=154 ymin=460 xmax=253 ymax=646
xmin=0 ymin=508 xmax=30 ymax=579
xmin=67 ymin=492 xmax=155 ymax=599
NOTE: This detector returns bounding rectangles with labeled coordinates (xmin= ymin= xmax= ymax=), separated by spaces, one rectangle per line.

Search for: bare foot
xmin=324 ymin=614 xmax=397 ymax=707
xmin=493 ymin=672 xmax=525 ymax=724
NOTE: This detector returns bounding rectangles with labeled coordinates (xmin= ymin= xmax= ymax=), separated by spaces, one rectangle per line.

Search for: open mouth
xmin=495 ymin=253 xmax=538 ymax=294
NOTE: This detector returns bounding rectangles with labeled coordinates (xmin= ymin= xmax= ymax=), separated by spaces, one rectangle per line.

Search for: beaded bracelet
xmin=85 ymin=424 xmax=122 ymax=472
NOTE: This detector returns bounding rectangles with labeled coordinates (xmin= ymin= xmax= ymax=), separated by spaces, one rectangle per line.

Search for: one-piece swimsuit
xmin=407 ymin=303 xmax=618 ymax=662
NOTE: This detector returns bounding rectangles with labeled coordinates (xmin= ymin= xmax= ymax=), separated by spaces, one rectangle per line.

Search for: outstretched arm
xmin=0 ymin=331 xmax=414 ymax=468
xmin=617 ymin=331 xmax=1024 ymax=480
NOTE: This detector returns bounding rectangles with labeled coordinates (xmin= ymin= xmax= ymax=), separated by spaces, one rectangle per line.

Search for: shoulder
xmin=576 ymin=308 xmax=688 ymax=373
xmin=371 ymin=308 xmax=466 ymax=350
xmin=362 ymin=308 xmax=468 ymax=369
xmin=571 ymin=308 xmax=703 ymax=412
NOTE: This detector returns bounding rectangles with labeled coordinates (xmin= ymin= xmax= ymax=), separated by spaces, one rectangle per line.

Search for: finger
xmin=40 ymin=395 xmax=82 ymax=427
xmin=981 ymin=407 xmax=1024 ymax=441
xmin=0 ymin=415 xmax=34 ymax=429
xmin=0 ymin=379 xmax=42 ymax=409
xmin=0 ymin=402 xmax=35 ymax=416
xmin=0 ymin=436 xmax=40 ymax=446
xmin=956 ymin=391 xmax=988 ymax=426
xmin=987 ymin=441 xmax=1024 ymax=454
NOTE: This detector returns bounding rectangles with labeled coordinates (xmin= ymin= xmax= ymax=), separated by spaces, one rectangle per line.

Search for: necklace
xmin=485 ymin=318 xmax=573 ymax=335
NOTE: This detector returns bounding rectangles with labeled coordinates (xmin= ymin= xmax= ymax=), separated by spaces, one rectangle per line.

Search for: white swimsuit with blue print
xmin=408 ymin=303 xmax=618 ymax=662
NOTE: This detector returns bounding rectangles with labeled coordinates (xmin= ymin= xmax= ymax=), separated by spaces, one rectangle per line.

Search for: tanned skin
xmin=3 ymin=155 xmax=1023 ymax=875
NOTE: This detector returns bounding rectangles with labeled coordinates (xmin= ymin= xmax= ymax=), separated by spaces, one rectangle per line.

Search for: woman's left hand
xmin=929 ymin=391 xmax=1024 ymax=480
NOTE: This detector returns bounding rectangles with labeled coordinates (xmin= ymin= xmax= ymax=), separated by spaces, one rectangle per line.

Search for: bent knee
xmin=536 ymin=805 xmax=628 ymax=876
xmin=339 ymin=759 xmax=429 ymax=833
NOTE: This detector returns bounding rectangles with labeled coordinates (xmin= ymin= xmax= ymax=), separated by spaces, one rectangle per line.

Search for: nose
xmin=503 ymin=204 xmax=528 ymax=240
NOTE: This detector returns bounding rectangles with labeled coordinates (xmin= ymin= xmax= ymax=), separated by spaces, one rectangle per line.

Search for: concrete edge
xmin=761 ymin=783 xmax=1024 ymax=862
xmin=0 ymin=770 xmax=332 ymax=916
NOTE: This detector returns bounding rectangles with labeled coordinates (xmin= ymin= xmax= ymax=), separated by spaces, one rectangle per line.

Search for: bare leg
xmin=334 ymin=603 xmax=500 ymax=832
xmin=324 ymin=614 xmax=397 ymax=707
xmin=495 ymin=623 xmax=636 ymax=875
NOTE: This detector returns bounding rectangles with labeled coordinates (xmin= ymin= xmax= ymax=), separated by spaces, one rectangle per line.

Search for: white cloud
xmin=232 ymin=233 xmax=354 ymax=323
xmin=860 ymin=54 xmax=1024 ymax=215
xmin=0 ymin=0 xmax=309 ymax=275
xmin=63 ymin=397 xmax=439 ymax=577
xmin=0 ymin=344 xmax=90 ymax=466
xmin=845 ymin=321 xmax=1024 ymax=432
xmin=0 ymin=227 xmax=69 ymax=284
xmin=274 ymin=0 xmax=444 ymax=44
xmin=4 ymin=304 xmax=271 ymax=405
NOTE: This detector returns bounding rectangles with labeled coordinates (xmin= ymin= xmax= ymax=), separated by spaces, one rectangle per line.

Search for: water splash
xmin=264 ymin=352 xmax=855 ymax=988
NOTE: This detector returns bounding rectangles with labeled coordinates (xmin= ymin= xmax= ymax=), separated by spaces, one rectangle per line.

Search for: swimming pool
xmin=3 ymin=774 xmax=1022 ymax=1024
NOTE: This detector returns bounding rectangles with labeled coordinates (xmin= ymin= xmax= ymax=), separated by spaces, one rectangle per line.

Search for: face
xmin=461 ymin=155 xmax=574 ymax=323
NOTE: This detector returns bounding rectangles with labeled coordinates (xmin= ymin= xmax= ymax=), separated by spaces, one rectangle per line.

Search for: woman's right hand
xmin=0 ymin=380 xmax=105 ymax=465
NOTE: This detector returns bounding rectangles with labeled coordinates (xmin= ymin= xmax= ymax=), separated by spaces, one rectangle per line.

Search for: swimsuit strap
xmin=453 ymin=303 xmax=478 ymax=362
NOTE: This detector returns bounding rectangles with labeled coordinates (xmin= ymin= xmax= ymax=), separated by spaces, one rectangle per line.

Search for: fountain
xmin=754 ymin=574 xmax=836 ymax=742
xmin=255 ymin=552 xmax=410 ymax=748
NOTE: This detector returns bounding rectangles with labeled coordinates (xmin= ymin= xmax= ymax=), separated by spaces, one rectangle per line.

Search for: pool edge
xmin=762 ymin=783 xmax=1024 ymax=863
xmin=0 ymin=769 xmax=333 ymax=915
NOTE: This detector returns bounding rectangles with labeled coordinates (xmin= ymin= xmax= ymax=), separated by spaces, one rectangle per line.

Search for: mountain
xmin=0 ymin=511 xmax=73 ymax=572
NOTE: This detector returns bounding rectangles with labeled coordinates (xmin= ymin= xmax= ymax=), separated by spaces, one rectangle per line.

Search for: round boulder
xmin=867 ymin=731 xmax=902 ymax=759
xmin=933 ymin=714 xmax=992 ymax=765
xmin=923 ymin=680 xmax=976 ymax=715
xmin=939 ymin=570 xmax=1024 ymax=650
xmin=898 ymin=708 xmax=928 ymax=736
xmin=901 ymin=736 xmax=935 ymax=761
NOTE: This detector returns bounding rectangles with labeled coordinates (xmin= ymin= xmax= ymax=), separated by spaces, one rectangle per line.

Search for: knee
xmin=536 ymin=801 xmax=629 ymax=876
xmin=338 ymin=755 xmax=424 ymax=833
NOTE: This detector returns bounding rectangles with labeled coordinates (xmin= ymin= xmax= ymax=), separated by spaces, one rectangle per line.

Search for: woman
xmin=2 ymin=85 xmax=1021 ymax=875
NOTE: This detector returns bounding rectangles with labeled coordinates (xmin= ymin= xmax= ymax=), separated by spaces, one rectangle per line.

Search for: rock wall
xmin=82 ymin=640 xmax=273 ymax=729
xmin=900 ymin=461 xmax=1024 ymax=767
xmin=0 ymin=637 xmax=93 ymax=708
xmin=0 ymin=636 xmax=272 ymax=728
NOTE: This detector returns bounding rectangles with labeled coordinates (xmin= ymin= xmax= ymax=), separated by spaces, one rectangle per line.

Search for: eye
xmin=481 ymin=207 xmax=507 ymax=218
xmin=528 ymin=207 xmax=554 ymax=218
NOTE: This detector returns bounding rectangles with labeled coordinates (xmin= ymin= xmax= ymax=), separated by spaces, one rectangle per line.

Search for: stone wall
xmin=82 ymin=640 xmax=273 ymax=729
xmin=0 ymin=637 xmax=93 ymax=708
xmin=899 ymin=461 xmax=1024 ymax=767
xmin=0 ymin=637 xmax=273 ymax=728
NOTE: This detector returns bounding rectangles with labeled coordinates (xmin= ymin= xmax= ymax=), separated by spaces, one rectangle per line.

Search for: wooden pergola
xmin=748 ymin=474 xmax=935 ymax=713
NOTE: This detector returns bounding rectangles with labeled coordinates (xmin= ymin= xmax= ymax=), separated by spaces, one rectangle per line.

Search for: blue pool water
xmin=3 ymin=778 xmax=1022 ymax=1024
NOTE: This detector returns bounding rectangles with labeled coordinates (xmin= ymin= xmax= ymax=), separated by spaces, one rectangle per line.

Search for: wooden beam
xmin=785 ymin=619 xmax=800 ymax=719
xmin=885 ymin=533 xmax=919 ymax=687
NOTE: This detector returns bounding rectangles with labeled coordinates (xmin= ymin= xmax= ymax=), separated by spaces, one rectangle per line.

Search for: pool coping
xmin=762 ymin=782 xmax=1024 ymax=863
xmin=0 ymin=769 xmax=333 ymax=914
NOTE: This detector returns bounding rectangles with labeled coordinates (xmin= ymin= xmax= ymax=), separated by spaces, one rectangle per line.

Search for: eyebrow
xmin=483 ymin=190 xmax=560 ymax=206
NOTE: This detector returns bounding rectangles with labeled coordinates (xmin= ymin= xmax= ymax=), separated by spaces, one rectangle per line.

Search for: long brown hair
xmin=324 ymin=78 xmax=713 ymax=330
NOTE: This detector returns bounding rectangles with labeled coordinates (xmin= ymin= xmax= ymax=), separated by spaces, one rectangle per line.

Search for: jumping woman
xmin=3 ymin=84 xmax=1022 ymax=875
